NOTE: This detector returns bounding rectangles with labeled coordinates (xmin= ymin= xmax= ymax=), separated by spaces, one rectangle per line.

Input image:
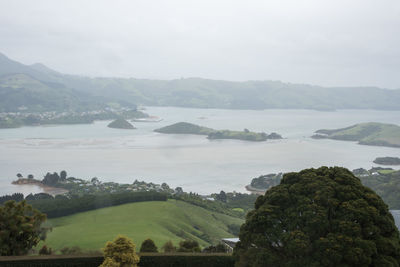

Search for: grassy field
xmin=39 ymin=199 xmax=244 ymax=252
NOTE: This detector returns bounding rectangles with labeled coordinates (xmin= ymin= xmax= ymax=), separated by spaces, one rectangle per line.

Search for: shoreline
xmin=11 ymin=178 xmax=68 ymax=196
xmin=245 ymin=185 xmax=266 ymax=195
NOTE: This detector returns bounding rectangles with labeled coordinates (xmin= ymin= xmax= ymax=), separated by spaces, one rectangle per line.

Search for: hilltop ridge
xmin=1 ymin=52 xmax=400 ymax=112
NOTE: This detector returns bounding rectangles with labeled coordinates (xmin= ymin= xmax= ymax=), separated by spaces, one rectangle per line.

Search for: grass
xmin=39 ymin=199 xmax=243 ymax=252
xmin=378 ymin=169 xmax=397 ymax=175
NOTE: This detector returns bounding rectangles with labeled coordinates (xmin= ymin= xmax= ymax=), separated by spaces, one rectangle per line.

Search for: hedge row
xmin=0 ymin=254 xmax=234 ymax=267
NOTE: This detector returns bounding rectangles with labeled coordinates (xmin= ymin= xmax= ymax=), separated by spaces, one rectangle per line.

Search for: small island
xmin=373 ymin=157 xmax=400 ymax=165
xmin=312 ymin=122 xmax=400 ymax=148
xmin=107 ymin=118 xmax=135 ymax=129
xmin=207 ymin=130 xmax=281 ymax=142
xmin=154 ymin=122 xmax=214 ymax=135
xmin=154 ymin=122 xmax=283 ymax=142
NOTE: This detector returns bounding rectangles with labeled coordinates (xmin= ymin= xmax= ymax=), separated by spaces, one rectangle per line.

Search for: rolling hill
xmin=40 ymin=200 xmax=244 ymax=252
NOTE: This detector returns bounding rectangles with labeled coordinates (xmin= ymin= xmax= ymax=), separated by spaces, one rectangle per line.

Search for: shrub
xmin=162 ymin=241 xmax=176 ymax=253
xmin=100 ymin=235 xmax=140 ymax=267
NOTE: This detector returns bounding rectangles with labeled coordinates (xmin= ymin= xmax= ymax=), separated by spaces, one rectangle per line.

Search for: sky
xmin=0 ymin=0 xmax=399 ymax=88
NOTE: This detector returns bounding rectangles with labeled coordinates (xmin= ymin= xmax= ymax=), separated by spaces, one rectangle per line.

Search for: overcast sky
xmin=0 ymin=0 xmax=399 ymax=88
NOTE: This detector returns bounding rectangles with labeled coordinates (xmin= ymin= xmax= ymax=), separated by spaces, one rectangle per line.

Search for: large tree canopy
xmin=0 ymin=200 xmax=48 ymax=256
xmin=234 ymin=166 xmax=400 ymax=267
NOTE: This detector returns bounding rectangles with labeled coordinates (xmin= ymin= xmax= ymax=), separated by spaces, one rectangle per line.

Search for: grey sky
xmin=0 ymin=0 xmax=399 ymax=88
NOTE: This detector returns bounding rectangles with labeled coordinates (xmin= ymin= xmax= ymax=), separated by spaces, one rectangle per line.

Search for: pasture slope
xmin=40 ymin=199 xmax=244 ymax=251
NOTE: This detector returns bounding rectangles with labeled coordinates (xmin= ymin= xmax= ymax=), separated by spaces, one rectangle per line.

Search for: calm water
xmin=0 ymin=107 xmax=399 ymax=195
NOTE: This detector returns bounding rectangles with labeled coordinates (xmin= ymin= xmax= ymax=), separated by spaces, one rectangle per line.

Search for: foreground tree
xmin=0 ymin=200 xmax=48 ymax=255
xmin=140 ymin=238 xmax=158 ymax=252
xmin=234 ymin=166 xmax=400 ymax=267
xmin=100 ymin=235 xmax=140 ymax=267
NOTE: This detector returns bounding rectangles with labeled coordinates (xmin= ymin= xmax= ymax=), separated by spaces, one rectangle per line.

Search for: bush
xmin=203 ymin=244 xmax=227 ymax=253
xmin=39 ymin=245 xmax=52 ymax=255
xmin=177 ymin=240 xmax=201 ymax=253
xmin=60 ymin=246 xmax=83 ymax=255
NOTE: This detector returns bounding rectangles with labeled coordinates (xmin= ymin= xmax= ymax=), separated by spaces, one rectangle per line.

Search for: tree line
xmin=28 ymin=191 xmax=167 ymax=218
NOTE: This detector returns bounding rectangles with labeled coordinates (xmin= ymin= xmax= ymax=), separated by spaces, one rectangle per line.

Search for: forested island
xmin=107 ymin=118 xmax=135 ymax=129
xmin=374 ymin=157 xmax=400 ymax=165
xmin=154 ymin=122 xmax=214 ymax=135
xmin=154 ymin=122 xmax=282 ymax=142
xmin=312 ymin=122 xmax=400 ymax=148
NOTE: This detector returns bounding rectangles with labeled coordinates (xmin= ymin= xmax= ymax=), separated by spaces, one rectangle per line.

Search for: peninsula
xmin=245 ymin=173 xmax=283 ymax=194
xmin=312 ymin=122 xmax=400 ymax=148
xmin=154 ymin=122 xmax=283 ymax=142
xmin=373 ymin=157 xmax=400 ymax=165
xmin=12 ymin=177 xmax=68 ymax=195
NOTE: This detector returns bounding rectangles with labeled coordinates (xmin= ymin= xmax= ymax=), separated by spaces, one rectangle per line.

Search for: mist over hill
xmin=1 ymin=52 xmax=400 ymax=112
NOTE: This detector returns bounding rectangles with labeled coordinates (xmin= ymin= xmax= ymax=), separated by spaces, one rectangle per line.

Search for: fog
xmin=0 ymin=0 xmax=399 ymax=88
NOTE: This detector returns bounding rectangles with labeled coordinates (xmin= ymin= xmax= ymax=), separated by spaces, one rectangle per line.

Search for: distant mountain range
xmin=1 ymin=52 xmax=400 ymax=112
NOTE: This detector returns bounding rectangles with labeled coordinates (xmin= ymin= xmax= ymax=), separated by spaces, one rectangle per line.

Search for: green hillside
xmin=40 ymin=200 xmax=244 ymax=252
xmin=0 ymin=74 xmax=95 ymax=112
xmin=313 ymin=122 xmax=400 ymax=148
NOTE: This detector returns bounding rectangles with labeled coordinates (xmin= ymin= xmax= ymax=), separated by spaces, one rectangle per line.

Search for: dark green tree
xmin=42 ymin=172 xmax=60 ymax=186
xmin=177 ymin=240 xmax=201 ymax=252
xmin=16 ymin=173 xmax=22 ymax=178
xmin=60 ymin=170 xmax=67 ymax=181
xmin=27 ymin=174 xmax=34 ymax=179
xmin=234 ymin=166 xmax=400 ymax=267
xmin=140 ymin=238 xmax=158 ymax=252
xmin=0 ymin=200 xmax=48 ymax=255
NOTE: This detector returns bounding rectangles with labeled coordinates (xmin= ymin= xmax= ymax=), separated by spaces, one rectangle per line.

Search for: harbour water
xmin=0 ymin=107 xmax=399 ymax=195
